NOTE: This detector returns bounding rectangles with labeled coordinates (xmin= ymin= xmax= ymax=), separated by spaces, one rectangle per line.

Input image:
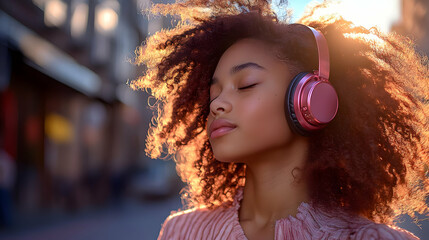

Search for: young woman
xmin=132 ymin=0 xmax=429 ymax=239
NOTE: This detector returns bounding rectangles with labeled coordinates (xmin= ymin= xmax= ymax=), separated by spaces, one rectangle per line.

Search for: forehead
xmin=214 ymin=38 xmax=279 ymax=73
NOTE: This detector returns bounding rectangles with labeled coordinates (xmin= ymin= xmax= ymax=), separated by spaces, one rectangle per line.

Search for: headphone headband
xmin=307 ymin=26 xmax=330 ymax=79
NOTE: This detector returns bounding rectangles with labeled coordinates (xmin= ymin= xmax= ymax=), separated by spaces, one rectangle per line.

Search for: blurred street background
xmin=0 ymin=0 xmax=428 ymax=239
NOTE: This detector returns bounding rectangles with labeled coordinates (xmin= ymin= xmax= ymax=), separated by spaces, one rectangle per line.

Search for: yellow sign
xmin=45 ymin=113 xmax=74 ymax=143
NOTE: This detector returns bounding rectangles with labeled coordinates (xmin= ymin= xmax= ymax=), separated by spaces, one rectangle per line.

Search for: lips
xmin=208 ymin=119 xmax=237 ymax=139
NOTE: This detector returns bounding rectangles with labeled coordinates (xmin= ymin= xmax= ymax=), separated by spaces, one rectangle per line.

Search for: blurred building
xmin=392 ymin=0 xmax=429 ymax=54
xmin=391 ymin=1 xmax=429 ymax=238
xmin=0 ymin=0 xmax=177 ymax=226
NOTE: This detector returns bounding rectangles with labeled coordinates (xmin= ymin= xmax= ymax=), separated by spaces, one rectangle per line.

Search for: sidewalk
xmin=0 ymin=195 xmax=182 ymax=240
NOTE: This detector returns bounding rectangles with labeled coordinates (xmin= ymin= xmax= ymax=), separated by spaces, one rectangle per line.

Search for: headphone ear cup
xmin=285 ymin=72 xmax=310 ymax=135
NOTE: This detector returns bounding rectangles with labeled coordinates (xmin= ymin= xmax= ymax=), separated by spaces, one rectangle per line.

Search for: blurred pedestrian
xmin=0 ymin=127 xmax=15 ymax=228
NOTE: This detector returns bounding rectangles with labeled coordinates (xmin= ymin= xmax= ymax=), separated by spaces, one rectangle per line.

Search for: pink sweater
xmin=158 ymin=189 xmax=419 ymax=239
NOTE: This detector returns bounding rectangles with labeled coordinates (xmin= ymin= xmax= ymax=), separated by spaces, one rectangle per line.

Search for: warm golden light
xmin=331 ymin=0 xmax=400 ymax=32
xmin=95 ymin=1 xmax=119 ymax=34
xmin=71 ymin=2 xmax=88 ymax=38
xmin=44 ymin=0 xmax=67 ymax=27
xmin=45 ymin=113 xmax=74 ymax=143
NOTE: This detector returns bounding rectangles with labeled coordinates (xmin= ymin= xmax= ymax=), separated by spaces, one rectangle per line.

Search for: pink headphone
xmin=285 ymin=25 xmax=339 ymax=135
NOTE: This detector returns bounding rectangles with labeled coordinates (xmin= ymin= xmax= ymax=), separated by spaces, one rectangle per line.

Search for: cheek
xmin=241 ymin=92 xmax=290 ymax=139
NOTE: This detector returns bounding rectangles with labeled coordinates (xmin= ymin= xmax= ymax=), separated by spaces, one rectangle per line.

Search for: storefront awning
xmin=0 ymin=11 xmax=102 ymax=97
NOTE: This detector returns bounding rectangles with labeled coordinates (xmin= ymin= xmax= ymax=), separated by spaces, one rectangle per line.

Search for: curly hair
xmin=131 ymin=0 xmax=429 ymax=224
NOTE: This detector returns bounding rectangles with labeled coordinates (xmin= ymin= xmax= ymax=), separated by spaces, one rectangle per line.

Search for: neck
xmin=239 ymin=136 xmax=310 ymax=228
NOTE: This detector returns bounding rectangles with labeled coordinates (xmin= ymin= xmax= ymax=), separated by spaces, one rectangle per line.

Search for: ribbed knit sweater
xmin=158 ymin=188 xmax=418 ymax=239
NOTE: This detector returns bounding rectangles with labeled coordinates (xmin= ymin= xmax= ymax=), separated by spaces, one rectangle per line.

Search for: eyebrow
xmin=211 ymin=62 xmax=266 ymax=85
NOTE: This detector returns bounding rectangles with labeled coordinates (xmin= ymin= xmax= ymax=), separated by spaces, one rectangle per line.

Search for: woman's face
xmin=207 ymin=38 xmax=295 ymax=162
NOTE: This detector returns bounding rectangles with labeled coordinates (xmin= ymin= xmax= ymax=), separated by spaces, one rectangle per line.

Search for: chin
xmin=212 ymin=150 xmax=252 ymax=164
xmin=215 ymin=157 xmax=245 ymax=163
xmin=212 ymin=150 xmax=242 ymax=163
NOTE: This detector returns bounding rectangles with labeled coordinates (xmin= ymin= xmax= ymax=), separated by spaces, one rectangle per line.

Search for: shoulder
xmin=157 ymin=205 xmax=241 ymax=240
xmin=300 ymin=203 xmax=419 ymax=240
xmin=353 ymin=222 xmax=419 ymax=240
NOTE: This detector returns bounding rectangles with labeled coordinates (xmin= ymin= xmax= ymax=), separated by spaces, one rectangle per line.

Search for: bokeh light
xmin=44 ymin=0 xmax=67 ymax=27
xmin=71 ymin=1 xmax=89 ymax=38
xmin=95 ymin=0 xmax=119 ymax=34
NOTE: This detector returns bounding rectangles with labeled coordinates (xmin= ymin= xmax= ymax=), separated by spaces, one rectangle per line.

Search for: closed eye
xmin=238 ymin=83 xmax=257 ymax=90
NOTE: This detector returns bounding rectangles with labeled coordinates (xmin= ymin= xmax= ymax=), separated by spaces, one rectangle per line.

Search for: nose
xmin=210 ymin=94 xmax=232 ymax=116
